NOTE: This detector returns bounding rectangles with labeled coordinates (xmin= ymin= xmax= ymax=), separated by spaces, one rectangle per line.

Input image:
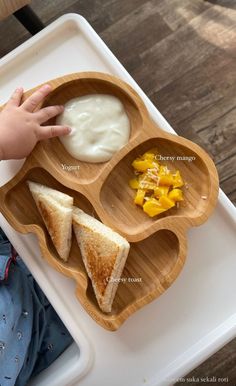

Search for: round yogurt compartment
xmin=56 ymin=94 xmax=131 ymax=163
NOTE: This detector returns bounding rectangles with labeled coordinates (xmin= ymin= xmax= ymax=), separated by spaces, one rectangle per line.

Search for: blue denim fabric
xmin=0 ymin=230 xmax=73 ymax=386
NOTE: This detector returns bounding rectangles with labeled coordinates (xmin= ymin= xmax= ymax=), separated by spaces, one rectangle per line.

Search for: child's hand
xmin=0 ymin=85 xmax=71 ymax=160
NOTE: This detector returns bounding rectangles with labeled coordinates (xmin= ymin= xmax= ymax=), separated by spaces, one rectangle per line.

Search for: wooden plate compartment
xmin=39 ymin=75 xmax=147 ymax=185
xmin=100 ymin=137 xmax=211 ymax=238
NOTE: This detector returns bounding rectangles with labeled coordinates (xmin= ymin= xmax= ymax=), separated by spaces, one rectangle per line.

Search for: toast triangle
xmin=27 ymin=181 xmax=73 ymax=207
xmin=27 ymin=181 xmax=73 ymax=262
xmin=73 ymin=208 xmax=130 ymax=312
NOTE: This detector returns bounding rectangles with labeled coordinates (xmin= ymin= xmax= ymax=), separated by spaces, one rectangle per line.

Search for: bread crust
xmin=73 ymin=209 xmax=130 ymax=312
xmin=37 ymin=197 xmax=71 ymax=261
xmin=28 ymin=181 xmax=73 ymax=262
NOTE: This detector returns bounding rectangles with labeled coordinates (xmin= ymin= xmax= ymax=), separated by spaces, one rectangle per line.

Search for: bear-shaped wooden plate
xmin=0 ymin=72 xmax=219 ymax=331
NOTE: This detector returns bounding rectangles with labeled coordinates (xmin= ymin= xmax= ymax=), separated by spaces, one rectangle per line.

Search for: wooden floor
xmin=0 ymin=0 xmax=236 ymax=383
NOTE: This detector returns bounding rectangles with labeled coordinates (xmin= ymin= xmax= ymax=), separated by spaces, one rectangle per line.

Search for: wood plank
xmin=228 ymin=187 xmax=236 ymax=205
xmin=198 ymin=111 xmax=236 ymax=165
xmin=167 ymin=131 xmax=236 ymax=191
xmin=155 ymin=0 xmax=211 ymax=31
xmin=216 ymin=153 xmax=236 ymax=183
xmin=0 ymin=17 xmax=29 ymax=58
xmin=100 ymin=1 xmax=172 ymax=72
xmin=173 ymin=86 xmax=236 ymax=165
xmin=207 ymin=0 xmax=236 ymax=9
xmin=163 ymin=120 xmax=236 ymax=194
xmin=221 ymin=174 xmax=236 ymax=204
xmin=169 ymin=125 xmax=210 ymax=155
xmin=132 ymin=5 xmax=236 ymax=95
xmin=150 ymin=51 xmax=236 ymax=126
xmin=186 ymin=87 xmax=236 ymax=135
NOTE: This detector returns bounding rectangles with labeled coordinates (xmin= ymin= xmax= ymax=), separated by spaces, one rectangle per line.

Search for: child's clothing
xmin=0 ymin=229 xmax=73 ymax=386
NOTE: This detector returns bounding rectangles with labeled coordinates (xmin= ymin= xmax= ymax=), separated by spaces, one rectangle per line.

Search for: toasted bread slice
xmin=27 ymin=181 xmax=73 ymax=262
xmin=73 ymin=208 xmax=130 ymax=313
xmin=27 ymin=181 xmax=73 ymax=208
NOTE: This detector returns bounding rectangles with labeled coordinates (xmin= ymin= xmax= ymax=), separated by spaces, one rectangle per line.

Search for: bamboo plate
xmin=0 ymin=72 xmax=219 ymax=331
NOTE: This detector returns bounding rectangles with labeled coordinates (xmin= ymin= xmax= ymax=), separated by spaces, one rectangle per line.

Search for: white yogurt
xmin=56 ymin=94 xmax=130 ymax=163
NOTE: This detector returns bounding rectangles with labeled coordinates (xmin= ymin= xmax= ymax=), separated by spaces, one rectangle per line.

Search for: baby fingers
xmin=35 ymin=105 xmax=64 ymax=123
xmin=7 ymin=87 xmax=24 ymax=107
xmin=36 ymin=125 xmax=71 ymax=140
xmin=21 ymin=84 xmax=52 ymax=112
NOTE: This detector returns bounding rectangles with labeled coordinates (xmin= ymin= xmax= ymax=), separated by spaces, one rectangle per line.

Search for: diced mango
xmin=143 ymin=148 xmax=159 ymax=159
xmin=139 ymin=175 xmax=158 ymax=190
xmin=130 ymin=149 xmax=185 ymax=217
xmin=129 ymin=173 xmax=160 ymax=191
xmin=134 ymin=189 xmax=146 ymax=206
xmin=173 ymin=170 xmax=184 ymax=188
xmin=129 ymin=178 xmax=139 ymax=189
xmin=132 ymin=159 xmax=154 ymax=172
xmin=143 ymin=198 xmax=167 ymax=217
xmin=142 ymin=152 xmax=155 ymax=161
xmin=154 ymin=186 xmax=169 ymax=198
xmin=139 ymin=182 xmax=157 ymax=190
xmin=159 ymin=196 xmax=175 ymax=209
xmin=159 ymin=165 xmax=170 ymax=175
xmin=159 ymin=175 xmax=174 ymax=186
xmin=168 ymin=188 xmax=184 ymax=202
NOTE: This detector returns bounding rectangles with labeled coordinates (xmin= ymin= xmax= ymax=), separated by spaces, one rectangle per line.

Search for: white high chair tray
xmin=0 ymin=14 xmax=236 ymax=386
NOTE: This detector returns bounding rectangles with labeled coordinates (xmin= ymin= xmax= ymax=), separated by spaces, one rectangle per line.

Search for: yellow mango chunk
xmin=130 ymin=148 xmax=185 ymax=217
xmin=143 ymin=198 xmax=167 ymax=217
xmin=154 ymin=186 xmax=169 ymax=198
xmin=168 ymin=188 xmax=184 ymax=202
xmin=143 ymin=148 xmax=159 ymax=159
xmin=159 ymin=165 xmax=170 ymax=175
xmin=132 ymin=159 xmax=154 ymax=172
xmin=129 ymin=178 xmax=139 ymax=189
xmin=159 ymin=196 xmax=175 ymax=209
xmin=173 ymin=170 xmax=184 ymax=188
xmin=142 ymin=152 xmax=155 ymax=161
xmin=139 ymin=176 xmax=158 ymax=190
xmin=140 ymin=182 xmax=157 ymax=190
xmin=134 ymin=189 xmax=146 ymax=206
xmin=159 ymin=175 xmax=174 ymax=186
